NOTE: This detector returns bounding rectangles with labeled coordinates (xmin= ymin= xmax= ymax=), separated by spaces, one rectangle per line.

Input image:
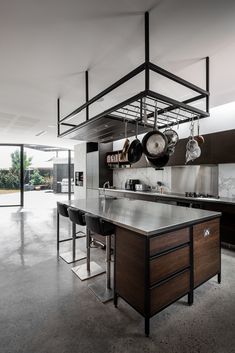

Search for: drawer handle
xmin=203 ymin=228 xmax=210 ymax=237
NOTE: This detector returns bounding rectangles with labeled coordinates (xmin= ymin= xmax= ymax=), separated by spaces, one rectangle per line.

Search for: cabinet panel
xmin=115 ymin=226 xmax=146 ymax=315
xmin=168 ymin=129 xmax=235 ymax=166
xmin=193 ymin=218 xmax=220 ymax=287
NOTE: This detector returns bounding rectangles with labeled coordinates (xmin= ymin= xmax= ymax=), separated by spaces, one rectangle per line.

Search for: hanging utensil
xmin=120 ymin=116 xmax=130 ymax=161
xmin=142 ymin=102 xmax=168 ymax=158
xmin=185 ymin=116 xmax=201 ymax=163
xmin=194 ymin=115 xmax=205 ymax=145
xmin=128 ymin=120 xmax=143 ymax=164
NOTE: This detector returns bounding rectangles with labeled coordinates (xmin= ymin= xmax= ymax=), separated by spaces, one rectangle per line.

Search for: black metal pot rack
xmin=57 ymin=12 xmax=209 ymax=143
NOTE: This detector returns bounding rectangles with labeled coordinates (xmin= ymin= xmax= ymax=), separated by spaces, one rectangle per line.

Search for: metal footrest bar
xmin=59 ymin=237 xmax=73 ymax=243
xmin=76 ymin=230 xmax=86 ymax=237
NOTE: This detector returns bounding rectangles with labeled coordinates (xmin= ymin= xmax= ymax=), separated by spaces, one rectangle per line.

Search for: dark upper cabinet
xmin=167 ymin=129 xmax=235 ymax=166
xmin=87 ymin=142 xmax=113 ymax=187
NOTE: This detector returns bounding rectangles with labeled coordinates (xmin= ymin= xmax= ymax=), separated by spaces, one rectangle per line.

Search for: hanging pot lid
xmin=128 ymin=121 xmax=143 ymax=164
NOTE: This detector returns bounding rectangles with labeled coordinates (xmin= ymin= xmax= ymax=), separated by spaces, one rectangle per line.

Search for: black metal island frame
xmin=65 ymin=197 xmax=221 ymax=336
xmin=57 ymin=12 xmax=210 ymax=143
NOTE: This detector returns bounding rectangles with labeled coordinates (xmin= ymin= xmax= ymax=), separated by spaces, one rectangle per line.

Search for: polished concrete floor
xmin=0 ymin=205 xmax=235 ymax=353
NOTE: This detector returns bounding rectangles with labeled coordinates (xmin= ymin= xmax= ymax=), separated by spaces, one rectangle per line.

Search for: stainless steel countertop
xmin=98 ymin=188 xmax=235 ymax=205
xmin=66 ymin=198 xmax=220 ymax=237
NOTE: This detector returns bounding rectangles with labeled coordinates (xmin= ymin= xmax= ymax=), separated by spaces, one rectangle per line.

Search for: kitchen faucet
xmin=103 ymin=181 xmax=110 ymax=198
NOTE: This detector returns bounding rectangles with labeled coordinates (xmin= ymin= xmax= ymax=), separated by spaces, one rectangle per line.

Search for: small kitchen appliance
xmin=125 ymin=179 xmax=140 ymax=191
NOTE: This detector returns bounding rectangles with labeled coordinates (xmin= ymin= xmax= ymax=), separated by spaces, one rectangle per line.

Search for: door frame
xmin=0 ymin=144 xmax=24 ymax=207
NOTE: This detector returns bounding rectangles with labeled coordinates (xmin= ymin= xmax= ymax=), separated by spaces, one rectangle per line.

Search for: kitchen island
xmin=67 ymin=198 xmax=221 ymax=336
xmin=99 ymin=188 xmax=235 ymax=247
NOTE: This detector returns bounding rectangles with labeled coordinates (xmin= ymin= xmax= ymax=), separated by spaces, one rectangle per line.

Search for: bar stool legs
xmin=71 ymin=229 xmax=105 ymax=280
xmin=60 ymin=222 xmax=86 ymax=264
xmin=88 ymin=235 xmax=114 ymax=303
xmin=57 ymin=210 xmax=60 ymax=252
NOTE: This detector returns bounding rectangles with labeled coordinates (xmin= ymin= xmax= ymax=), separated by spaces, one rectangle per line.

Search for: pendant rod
xmin=145 ymin=11 xmax=150 ymax=90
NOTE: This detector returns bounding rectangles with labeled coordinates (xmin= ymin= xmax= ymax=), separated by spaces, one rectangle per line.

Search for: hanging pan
xmin=128 ymin=120 xmax=143 ymax=164
xmin=146 ymin=153 xmax=170 ymax=169
xmin=142 ymin=102 xmax=168 ymax=159
xmin=163 ymin=109 xmax=179 ymax=147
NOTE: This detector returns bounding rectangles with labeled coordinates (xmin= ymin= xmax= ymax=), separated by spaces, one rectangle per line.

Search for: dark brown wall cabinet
xmin=168 ymin=129 xmax=235 ymax=166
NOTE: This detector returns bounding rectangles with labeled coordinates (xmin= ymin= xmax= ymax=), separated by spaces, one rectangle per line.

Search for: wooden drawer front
xmin=150 ymin=246 xmax=190 ymax=285
xmin=150 ymin=270 xmax=190 ymax=315
xmin=193 ymin=218 xmax=220 ymax=287
xmin=150 ymin=228 xmax=189 ymax=256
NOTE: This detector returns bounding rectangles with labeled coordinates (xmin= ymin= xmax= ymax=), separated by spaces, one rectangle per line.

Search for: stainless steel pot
xmin=164 ymin=129 xmax=179 ymax=146
xmin=142 ymin=103 xmax=168 ymax=158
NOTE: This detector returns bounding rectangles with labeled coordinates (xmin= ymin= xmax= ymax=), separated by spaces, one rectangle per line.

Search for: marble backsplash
xmin=112 ymin=161 xmax=235 ymax=197
xmin=218 ymin=164 xmax=235 ymax=198
xmin=113 ymin=166 xmax=172 ymax=191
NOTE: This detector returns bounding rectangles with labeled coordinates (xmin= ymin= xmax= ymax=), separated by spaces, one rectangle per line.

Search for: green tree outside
xmin=30 ymin=169 xmax=45 ymax=186
xmin=11 ymin=150 xmax=33 ymax=176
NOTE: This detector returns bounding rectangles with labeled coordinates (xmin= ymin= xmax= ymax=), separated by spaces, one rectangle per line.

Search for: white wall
xmin=74 ymin=142 xmax=87 ymax=199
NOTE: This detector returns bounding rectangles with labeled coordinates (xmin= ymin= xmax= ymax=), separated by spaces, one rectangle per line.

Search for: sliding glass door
xmin=0 ymin=144 xmax=23 ymax=206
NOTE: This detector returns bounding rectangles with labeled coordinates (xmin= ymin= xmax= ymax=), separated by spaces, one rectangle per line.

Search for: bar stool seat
xmin=57 ymin=202 xmax=86 ymax=264
xmin=68 ymin=207 xmax=86 ymax=226
xmin=86 ymin=214 xmax=115 ymax=303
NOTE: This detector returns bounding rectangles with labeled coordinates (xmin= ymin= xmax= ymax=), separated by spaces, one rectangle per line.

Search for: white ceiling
xmin=1 ymin=0 xmax=235 ymax=147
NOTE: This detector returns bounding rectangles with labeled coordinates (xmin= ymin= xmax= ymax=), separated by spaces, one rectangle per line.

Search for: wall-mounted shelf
xmin=106 ymin=150 xmax=131 ymax=169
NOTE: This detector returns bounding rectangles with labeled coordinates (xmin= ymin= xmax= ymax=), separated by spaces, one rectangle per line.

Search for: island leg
xmin=218 ymin=272 xmax=221 ymax=284
xmin=114 ymin=292 xmax=118 ymax=308
xmin=145 ymin=318 xmax=150 ymax=337
xmin=188 ymin=291 xmax=194 ymax=306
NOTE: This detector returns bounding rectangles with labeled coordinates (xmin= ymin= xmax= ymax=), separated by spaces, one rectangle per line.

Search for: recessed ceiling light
xmin=35 ymin=130 xmax=47 ymax=137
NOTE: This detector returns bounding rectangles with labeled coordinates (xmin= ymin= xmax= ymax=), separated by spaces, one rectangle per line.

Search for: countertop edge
xmin=99 ymin=188 xmax=235 ymax=205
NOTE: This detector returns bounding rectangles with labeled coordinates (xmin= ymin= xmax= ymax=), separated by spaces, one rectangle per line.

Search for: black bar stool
xmin=67 ymin=207 xmax=87 ymax=262
xmin=86 ymin=214 xmax=115 ymax=303
xmin=71 ymin=212 xmax=105 ymax=282
xmin=57 ymin=202 xmax=86 ymax=264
